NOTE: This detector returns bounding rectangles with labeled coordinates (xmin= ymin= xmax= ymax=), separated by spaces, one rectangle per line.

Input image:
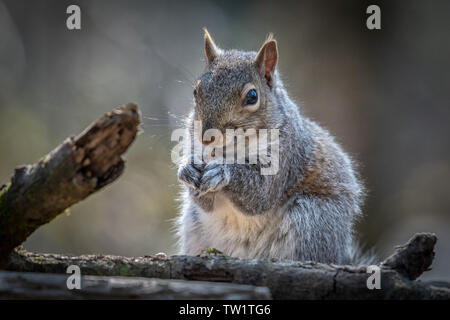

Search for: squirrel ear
xmin=255 ymin=35 xmax=278 ymax=88
xmin=204 ymin=28 xmax=220 ymax=64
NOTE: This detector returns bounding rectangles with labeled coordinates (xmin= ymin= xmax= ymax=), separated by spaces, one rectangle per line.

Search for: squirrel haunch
xmin=176 ymin=30 xmax=367 ymax=264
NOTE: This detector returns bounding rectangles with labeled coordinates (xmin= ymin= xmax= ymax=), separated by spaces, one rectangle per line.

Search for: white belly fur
xmin=198 ymin=193 xmax=285 ymax=259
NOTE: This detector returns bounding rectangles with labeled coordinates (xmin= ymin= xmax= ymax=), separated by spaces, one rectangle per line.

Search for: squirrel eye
xmin=193 ymin=88 xmax=197 ymax=97
xmin=245 ymin=89 xmax=258 ymax=105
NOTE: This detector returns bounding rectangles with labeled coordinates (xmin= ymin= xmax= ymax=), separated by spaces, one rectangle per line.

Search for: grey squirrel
xmin=176 ymin=29 xmax=371 ymax=264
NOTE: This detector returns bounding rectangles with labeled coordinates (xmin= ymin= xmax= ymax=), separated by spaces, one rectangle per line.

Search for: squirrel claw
xmin=177 ymin=162 xmax=202 ymax=190
xmin=198 ymin=162 xmax=230 ymax=195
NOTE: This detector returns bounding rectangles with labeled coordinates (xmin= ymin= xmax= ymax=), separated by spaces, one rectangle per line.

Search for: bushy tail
xmin=342 ymin=242 xmax=377 ymax=266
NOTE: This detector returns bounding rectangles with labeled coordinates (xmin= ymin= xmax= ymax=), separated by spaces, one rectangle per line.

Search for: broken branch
xmin=0 ymin=103 xmax=141 ymax=260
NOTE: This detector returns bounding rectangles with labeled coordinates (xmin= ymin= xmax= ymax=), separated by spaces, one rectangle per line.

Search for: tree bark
xmin=0 ymin=270 xmax=271 ymax=300
xmin=5 ymin=234 xmax=450 ymax=300
xmin=0 ymin=103 xmax=141 ymax=261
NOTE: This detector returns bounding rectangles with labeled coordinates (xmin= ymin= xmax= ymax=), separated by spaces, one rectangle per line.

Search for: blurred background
xmin=0 ymin=0 xmax=449 ymax=281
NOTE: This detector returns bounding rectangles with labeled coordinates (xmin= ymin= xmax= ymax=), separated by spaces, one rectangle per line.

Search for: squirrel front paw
xmin=198 ymin=161 xmax=231 ymax=196
xmin=177 ymin=155 xmax=204 ymax=190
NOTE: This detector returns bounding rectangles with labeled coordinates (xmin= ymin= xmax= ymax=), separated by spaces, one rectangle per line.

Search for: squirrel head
xmin=193 ymin=29 xmax=279 ymax=141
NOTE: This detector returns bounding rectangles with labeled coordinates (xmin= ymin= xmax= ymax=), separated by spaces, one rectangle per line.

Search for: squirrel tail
xmin=342 ymin=242 xmax=377 ymax=266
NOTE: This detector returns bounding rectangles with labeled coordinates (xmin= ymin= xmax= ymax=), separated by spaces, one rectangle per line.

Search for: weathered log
xmin=0 ymin=270 xmax=271 ymax=299
xmin=0 ymin=103 xmax=141 ymax=261
xmin=5 ymin=233 xmax=450 ymax=299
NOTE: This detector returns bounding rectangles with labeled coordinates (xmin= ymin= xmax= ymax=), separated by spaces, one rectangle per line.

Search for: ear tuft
xmin=255 ymin=35 xmax=278 ymax=88
xmin=204 ymin=28 xmax=220 ymax=64
xmin=265 ymin=32 xmax=274 ymax=42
